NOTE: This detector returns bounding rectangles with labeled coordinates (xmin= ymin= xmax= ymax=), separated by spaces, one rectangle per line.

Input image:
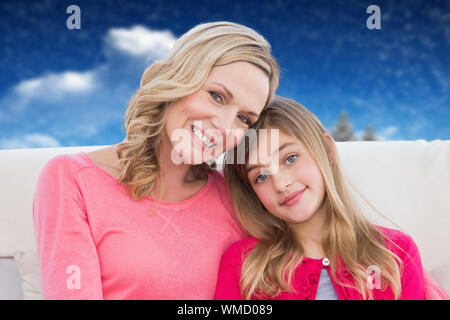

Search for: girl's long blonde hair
xmin=115 ymin=21 xmax=279 ymax=203
xmin=223 ymin=96 xmax=403 ymax=300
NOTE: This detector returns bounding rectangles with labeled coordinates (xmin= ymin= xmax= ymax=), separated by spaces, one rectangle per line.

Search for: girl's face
xmin=165 ymin=61 xmax=270 ymax=165
xmin=246 ymin=128 xmax=327 ymax=225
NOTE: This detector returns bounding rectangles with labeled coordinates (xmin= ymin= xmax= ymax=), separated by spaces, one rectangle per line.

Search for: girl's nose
xmin=273 ymin=170 xmax=293 ymax=192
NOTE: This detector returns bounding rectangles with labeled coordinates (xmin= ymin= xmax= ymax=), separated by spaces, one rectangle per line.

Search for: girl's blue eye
xmin=255 ymin=173 xmax=268 ymax=184
xmin=285 ymin=155 xmax=297 ymax=164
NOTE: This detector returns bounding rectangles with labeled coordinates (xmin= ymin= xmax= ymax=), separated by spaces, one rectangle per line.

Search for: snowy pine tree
xmin=362 ymin=125 xmax=377 ymax=141
xmin=332 ymin=111 xmax=355 ymax=141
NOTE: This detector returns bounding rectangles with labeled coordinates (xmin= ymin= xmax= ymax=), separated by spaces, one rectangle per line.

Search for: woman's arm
xmin=33 ymin=155 xmax=103 ymax=299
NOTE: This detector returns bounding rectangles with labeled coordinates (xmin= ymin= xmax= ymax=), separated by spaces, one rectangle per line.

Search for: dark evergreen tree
xmin=332 ymin=111 xmax=355 ymax=141
xmin=363 ymin=125 xmax=378 ymax=141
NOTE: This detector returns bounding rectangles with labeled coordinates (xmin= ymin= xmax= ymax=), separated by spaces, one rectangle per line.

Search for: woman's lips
xmin=191 ymin=124 xmax=216 ymax=150
xmin=281 ymin=187 xmax=307 ymax=206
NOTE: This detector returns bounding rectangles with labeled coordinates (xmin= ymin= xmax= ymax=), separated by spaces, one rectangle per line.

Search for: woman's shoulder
xmin=40 ymin=146 xmax=121 ymax=181
xmin=39 ymin=152 xmax=91 ymax=180
xmin=208 ymin=168 xmax=231 ymax=197
xmin=209 ymin=168 xmax=226 ymax=184
xmin=34 ymin=152 xmax=94 ymax=201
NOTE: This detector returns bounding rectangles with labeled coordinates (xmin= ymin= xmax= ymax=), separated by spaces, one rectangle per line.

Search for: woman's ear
xmin=323 ymin=131 xmax=337 ymax=164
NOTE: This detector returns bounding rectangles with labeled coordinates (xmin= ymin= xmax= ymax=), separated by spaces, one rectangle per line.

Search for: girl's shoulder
xmin=221 ymin=237 xmax=260 ymax=265
xmin=229 ymin=236 xmax=260 ymax=251
xmin=374 ymin=225 xmax=420 ymax=258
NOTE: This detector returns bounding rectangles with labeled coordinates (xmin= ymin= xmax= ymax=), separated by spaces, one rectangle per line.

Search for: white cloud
xmin=3 ymin=25 xmax=176 ymax=114
xmin=14 ymin=70 xmax=96 ymax=101
xmin=1 ymin=25 xmax=179 ymax=146
xmin=0 ymin=133 xmax=60 ymax=149
xmin=105 ymin=25 xmax=176 ymax=60
xmin=378 ymin=126 xmax=399 ymax=140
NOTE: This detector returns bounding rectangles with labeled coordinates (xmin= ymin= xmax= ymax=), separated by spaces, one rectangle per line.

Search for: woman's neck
xmin=148 ymin=136 xmax=206 ymax=202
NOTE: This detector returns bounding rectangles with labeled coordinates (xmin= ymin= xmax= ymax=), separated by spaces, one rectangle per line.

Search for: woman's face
xmin=246 ymin=128 xmax=327 ymax=225
xmin=165 ymin=61 xmax=270 ymax=165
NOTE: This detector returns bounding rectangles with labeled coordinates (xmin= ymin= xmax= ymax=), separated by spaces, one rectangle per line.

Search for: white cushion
xmin=0 ymin=257 xmax=23 ymax=299
xmin=337 ymin=140 xmax=450 ymax=291
xmin=0 ymin=146 xmax=108 ymax=299
xmin=0 ymin=141 xmax=448 ymax=298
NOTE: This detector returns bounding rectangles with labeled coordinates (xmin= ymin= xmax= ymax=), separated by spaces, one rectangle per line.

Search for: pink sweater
xmin=33 ymin=152 xmax=245 ymax=299
xmin=216 ymin=226 xmax=425 ymax=300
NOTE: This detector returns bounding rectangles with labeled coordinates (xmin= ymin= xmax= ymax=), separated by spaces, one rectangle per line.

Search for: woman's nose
xmin=211 ymin=110 xmax=236 ymax=135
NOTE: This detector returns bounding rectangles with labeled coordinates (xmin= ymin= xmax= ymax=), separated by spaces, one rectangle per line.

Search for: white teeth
xmin=192 ymin=125 xmax=216 ymax=148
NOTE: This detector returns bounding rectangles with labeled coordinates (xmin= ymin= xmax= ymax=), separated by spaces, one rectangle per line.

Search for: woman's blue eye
xmin=210 ymin=91 xmax=223 ymax=103
xmin=285 ymin=155 xmax=297 ymax=164
xmin=255 ymin=173 xmax=268 ymax=184
xmin=237 ymin=114 xmax=251 ymax=125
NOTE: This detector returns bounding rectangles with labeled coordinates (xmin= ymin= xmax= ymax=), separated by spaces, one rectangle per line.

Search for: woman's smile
xmin=191 ymin=124 xmax=217 ymax=150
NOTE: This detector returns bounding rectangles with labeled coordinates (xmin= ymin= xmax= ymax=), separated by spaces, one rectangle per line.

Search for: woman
xmin=33 ymin=21 xmax=279 ymax=299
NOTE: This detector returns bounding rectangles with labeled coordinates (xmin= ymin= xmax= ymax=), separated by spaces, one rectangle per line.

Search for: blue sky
xmin=0 ymin=0 xmax=449 ymax=149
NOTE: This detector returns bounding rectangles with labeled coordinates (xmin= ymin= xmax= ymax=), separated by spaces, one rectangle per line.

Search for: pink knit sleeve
xmin=395 ymin=232 xmax=425 ymax=300
xmin=33 ymin=155 xmax=103 ymax=299
xmin=215 ymin=241 xmax=246 ymax=300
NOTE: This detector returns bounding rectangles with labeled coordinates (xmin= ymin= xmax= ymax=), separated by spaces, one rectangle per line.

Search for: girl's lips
xmin=281 ymin=187 xmax=307 ymax=206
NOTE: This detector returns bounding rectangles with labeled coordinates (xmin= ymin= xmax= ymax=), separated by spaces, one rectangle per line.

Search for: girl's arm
xmin=215 ymin=241 xmax=246 ymax=300
xmin=396 ymin=232 xmax=425 ymax=300
xmin=33 ymin=155 xmax=103 ymax=299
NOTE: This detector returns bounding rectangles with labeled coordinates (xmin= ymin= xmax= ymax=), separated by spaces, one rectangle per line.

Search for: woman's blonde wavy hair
xmin=223 ymin=96 xmax=403 ymax=300
xmin=114 ymin=21 xmax=279 ymax=206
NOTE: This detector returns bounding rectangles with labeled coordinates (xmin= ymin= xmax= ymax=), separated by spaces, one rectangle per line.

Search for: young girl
xmin=216 ymin=96 xmax=425 ymax=300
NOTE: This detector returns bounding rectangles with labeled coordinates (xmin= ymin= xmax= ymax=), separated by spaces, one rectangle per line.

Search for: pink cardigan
xmin=216 ymin=226 xmax=425 ymax=300
xmin=33 ymin=152 xmax=245 ymax=299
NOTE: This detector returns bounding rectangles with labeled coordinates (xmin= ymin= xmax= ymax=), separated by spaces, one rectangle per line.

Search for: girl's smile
xmin=280 ymin=186 xmax=307 ymax=206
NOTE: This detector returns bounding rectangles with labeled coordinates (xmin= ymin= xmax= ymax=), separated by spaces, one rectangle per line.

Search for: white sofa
xmin=0 ymin=141 xmax=449 ymax=299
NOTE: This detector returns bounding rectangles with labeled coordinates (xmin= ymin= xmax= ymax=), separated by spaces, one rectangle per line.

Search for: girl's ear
xmin=323 ymin=131 xmax=337 ymax=164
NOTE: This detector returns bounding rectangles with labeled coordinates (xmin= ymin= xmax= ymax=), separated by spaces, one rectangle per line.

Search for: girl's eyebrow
xmin=246 ymin=142 xmax=295 ymax=174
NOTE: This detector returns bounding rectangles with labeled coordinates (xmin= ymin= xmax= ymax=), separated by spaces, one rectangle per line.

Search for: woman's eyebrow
xmin=247 ymin=110 xmax=260 ymax=118
xmin=210 ymin=81 xmax=260 ymax=118
xmin=210 ymin=82 xmax=233 ymax=99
